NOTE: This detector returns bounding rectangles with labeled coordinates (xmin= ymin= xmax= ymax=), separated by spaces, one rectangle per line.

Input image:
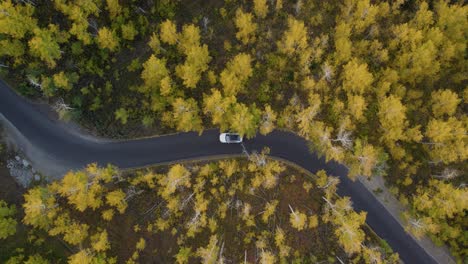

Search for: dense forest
xmin=1 ymin=158 xmax=399 ymax=263
xmin=0 ymin=0 xmax=467 ymax=261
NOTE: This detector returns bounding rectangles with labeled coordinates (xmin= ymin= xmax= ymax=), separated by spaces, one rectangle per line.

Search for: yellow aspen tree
xmin=288 ymin=205 xmax=307 ymax=231
xmin=296 ymin=102 xmax=321 ymax=139
xmin=106 ymin=189 xmax=128 ymax=214
xmin=68 ymin=250 xmax=93 ymax=264
xmin=148 ymin=33 xmax=162 ymax=54
xmin=218 ymin=159 xmax=239 ymax=178
xmin=253 ymin=0 xmax=268 ymax=19
xmin=57 ymin=170 xmax=104 ymax=212
xmin=91 ymin=230 xmax=110 ymax=252
xmin=407 ymin=180 xmax=467 ymax=253
xmin=52 ymin=71 xmax=71 ymax=90
xmin=275 ymin=0 xmax=283 ymax=11
xmin=261 ymin=200 xmax=278 ymax=223
xmin=323 ymin=197 xmax=366 ymax=255
xmin=97 ymin=27 xmax=119 ymax=51
xmin=309 ymin=215 xmax=319 ymax=229
xmin=259 ymin=105 xmax=277 ymax=135
xmin=158 ymin=164 xmax=191 ymax=199
xmin=228 ymin=103 xmax=260 ymax=138
xmin=425 ymin=117 xmax=467 ymax=163
xmin=339 ymin=0 xmax=379 ymax=34
xmin=234 ymin=9 xmax=257 ymax=45
xmin=348 ymin=139 xmax=378 ymax=179
xmin=0 ymin=39 xmax=25 ymax=61
xmin=102 ymin=209 xmax=115 ymax=221
xmin=23 ymin=186 xmax=58 ymax=229
xmin=53 ymin=0 xmax=98 ymax=45
xmin=160 ymin=19 xmax=178 ymax=45
xmin=49 ymin=213 xmax=89 ymax=245
xmin=259 ymin=250 xmax=276 ymax=264
xmin=121 ymin=22 xmax=138 ymax=41
xmin=347 ymin=94 xmax=367 ymax=121
xmin=0 ymin=0 xmax=37 ymax=39
xmin=106 ymin=0 xmax=121 ymax=18
xmin=141 ymin=55 xmax=170 ymax=90
xmin=277 ymin=18 xmax=308 ymax=55
xmin=220 ymin=53 xmax=253 ymax=96
xmin=431 ymin=89 xmax=461 ymax=117
xmin=178 ymin=24 xmax=200 ymax=53
xmin=342 ymin=59 xmax=374 ymax=94
xmin=29 ymin=27 xmax=61 ymax=68
xmin=378 ymin=95 xmax=407 ymax=144
xmin=203 ymin=89 xmax=236 ymax=131
xmin=175 ymin=44 xmax=211 ymax=89
xmin=166 ymin=97 xmax=203 ymax=132
xmin=362 ymin=246 xmax=384 ymax=264
xmin=334 ymin=22 xmax=352 ymax=63
xmin=197 ymin=235 xmax=219 ymax=264
xmin=175 ymin=247 xmax=192 ymax=264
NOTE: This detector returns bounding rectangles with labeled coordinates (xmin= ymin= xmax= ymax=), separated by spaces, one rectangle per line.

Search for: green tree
xmin=121 ymin=22 xmax=138 ymax=41
xmin=115 ymin=108 xmax=129 ymax=125
xmin=0 ymin=200 xmax=17 ymax=239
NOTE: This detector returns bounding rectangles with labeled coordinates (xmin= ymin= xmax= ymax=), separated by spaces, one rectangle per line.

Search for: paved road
xmin=0 ymin=79 xmax=436 ymax=263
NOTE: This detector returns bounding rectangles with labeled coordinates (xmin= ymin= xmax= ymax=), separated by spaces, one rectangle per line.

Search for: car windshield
xmin=227 ymin=134 xmax=240 ymax=141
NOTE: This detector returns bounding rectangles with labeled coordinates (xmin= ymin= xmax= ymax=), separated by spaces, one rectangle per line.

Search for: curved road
xmin=0 ymin=79 xmax=436 ymax=263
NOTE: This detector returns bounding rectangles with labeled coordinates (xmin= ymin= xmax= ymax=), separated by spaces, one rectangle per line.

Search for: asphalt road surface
xmin=0 ymin=79 xmax=437 ymax=263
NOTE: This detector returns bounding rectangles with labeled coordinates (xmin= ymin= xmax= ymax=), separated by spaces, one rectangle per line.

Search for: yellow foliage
xmin=220 ymin=53 xmax=253 ymax=96
xmin=160 ymin=20 xmax=178 ymax=45
xmin=97 ymin=27 xmax=119 ymax=51
xmin=106 ymin=189 xmax=128 ymax=214
xmin=278 ymin=18 xmax=308 ymax=55
xmin=253 ymin=0 xmax=268 ymax=18
xmin=235 ymin=9 xmax=257 ymax=45
xmin=91 ymin=230 xmax=110 ymax=252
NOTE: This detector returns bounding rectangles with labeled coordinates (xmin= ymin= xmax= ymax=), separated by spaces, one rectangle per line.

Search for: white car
xmin=219 ymin=133 xmax=243 ymax=143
